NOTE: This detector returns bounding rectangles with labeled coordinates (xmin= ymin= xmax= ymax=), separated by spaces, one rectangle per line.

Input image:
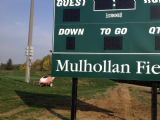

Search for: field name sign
xmin=51 ymin=0 xmax=160 ymax=81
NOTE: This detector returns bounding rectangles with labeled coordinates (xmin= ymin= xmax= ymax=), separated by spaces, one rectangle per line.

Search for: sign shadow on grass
xmin=15 ymin=90 xmax=125 ymax=120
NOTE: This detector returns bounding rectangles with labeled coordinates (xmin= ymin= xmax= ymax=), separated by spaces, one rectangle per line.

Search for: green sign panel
xmin=51 ymin=0 xmax=160 ymax=81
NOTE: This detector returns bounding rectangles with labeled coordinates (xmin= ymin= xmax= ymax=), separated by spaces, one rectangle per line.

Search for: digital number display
xmin=95 ymin=0 xmax=113 ymax=10
xmin=150 ymin=5 xmax=160 ymax=19
xmin=155 ymin=36 xmax=160 ymax=50
xmin=63 ymin=9 xmax=80 ymax=22
xmin=104 ymin=36 xmax=122 ymax=50
xmin=116 ymin=0 xmax=134 ymax=9
xmin=66 ymin=37 xmax=75 ymax=50
xmin=94 ymin=0 xmax=135 ymax=10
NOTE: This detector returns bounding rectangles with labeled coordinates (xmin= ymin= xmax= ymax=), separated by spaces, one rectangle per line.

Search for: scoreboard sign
xmin=51 ymin=0 xmax=160 ymax=81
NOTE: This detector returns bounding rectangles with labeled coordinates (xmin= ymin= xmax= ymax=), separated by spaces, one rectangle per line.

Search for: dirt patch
xmin=75 ymin=84 xmax=151 ymax=120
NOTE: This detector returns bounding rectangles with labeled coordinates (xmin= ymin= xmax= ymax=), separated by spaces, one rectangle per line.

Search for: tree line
xmin=0 ymin=55 xmax=52 ymax=71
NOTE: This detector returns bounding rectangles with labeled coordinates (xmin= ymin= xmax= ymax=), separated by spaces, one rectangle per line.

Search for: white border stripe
xmin=55 ymin=21 xmax=160 ymax=25
xmin=52 ymin=52 xmax=160 ymax=55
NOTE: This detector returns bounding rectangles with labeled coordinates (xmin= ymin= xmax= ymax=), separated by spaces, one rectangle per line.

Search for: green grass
xmin=129 ymin=86 xmax=160 ymax=120
xmin=0 ymin=70 xmax=117 ymax=119
xmin=129 ymin=87 xmax=151 ymax=107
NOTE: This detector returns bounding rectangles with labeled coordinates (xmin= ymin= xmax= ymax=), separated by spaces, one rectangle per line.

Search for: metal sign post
xmin=151 ymin=82 xmax=157 ymax=120
xmin=71 ymin=78 xmax=78 ymax=120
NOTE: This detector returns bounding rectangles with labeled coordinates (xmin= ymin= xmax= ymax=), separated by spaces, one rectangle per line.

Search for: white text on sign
xmin=58 ymin=28 xmax=84 ymax=35
xmin=149 ymin=27 xmax=160 ymax=34
xmin=106 ymin=12 xmax=122 ymax=18
xmin=56 ymin=0 xmax=86 ymax=7
xmin=55 ymin=60 xmax=160 ymax=74
xmin=100 ymin=28 xmax=128 ymax=35
xmin=144 ymin=0 xmax=160 ymax=3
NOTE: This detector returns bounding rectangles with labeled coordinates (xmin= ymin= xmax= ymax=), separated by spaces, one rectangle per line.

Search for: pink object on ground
xmin=33 ymin=77 xmax=55 ymax=87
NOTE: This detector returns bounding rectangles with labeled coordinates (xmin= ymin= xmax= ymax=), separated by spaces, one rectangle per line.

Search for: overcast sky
xmin=0 ymin=0 xmax=54 ymax=64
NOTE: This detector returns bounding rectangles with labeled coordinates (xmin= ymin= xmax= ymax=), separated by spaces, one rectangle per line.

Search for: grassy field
xmin=0 ymin=70 xmax=117 ymax=120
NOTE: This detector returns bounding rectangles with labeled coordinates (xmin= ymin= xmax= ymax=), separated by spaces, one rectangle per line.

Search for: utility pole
xmin=0 ymin=59 xmax=2 ymax=67
xmin=25 ymin=0 xmax=34 ymax=83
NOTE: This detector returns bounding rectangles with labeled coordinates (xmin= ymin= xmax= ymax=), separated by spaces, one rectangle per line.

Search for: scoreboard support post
xmin=151 ymin=82 xmax=157 ymax=120
xmin=71 ymin=78 xmax=78 ymax=120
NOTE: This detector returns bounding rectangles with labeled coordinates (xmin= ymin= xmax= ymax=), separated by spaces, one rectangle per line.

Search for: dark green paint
xmin=52 ymin=0 xmax=160 ymax=80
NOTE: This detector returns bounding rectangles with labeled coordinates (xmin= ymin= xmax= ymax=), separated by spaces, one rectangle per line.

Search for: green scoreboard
xmin=51 ymin=0 xmax=160 ymax=81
